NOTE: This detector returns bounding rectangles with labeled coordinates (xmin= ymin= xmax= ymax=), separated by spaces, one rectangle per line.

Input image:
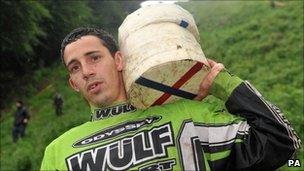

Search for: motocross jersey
xmin=40 ymin=71 xmax=301 ymax=171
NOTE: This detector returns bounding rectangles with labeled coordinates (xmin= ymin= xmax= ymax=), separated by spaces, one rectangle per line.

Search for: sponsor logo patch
xmin=92 ymin=103 xmax=136 ymax=121
xmin=73 ymin=116 xmax=161 ymax=148
xmin=66 ymin=123 xmax=174 ymax=171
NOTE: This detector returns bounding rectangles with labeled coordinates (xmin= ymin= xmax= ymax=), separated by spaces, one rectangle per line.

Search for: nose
xmin=82 ymin=64 xmax=95 ymax=80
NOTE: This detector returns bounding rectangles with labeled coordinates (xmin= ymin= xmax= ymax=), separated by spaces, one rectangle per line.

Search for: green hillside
xmin=1 ymin=1 xmax=303 ymax=170
xmin=0 ymin=65 xmax=90 ymax=170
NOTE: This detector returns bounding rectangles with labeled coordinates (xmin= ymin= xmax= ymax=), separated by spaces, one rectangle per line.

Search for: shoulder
xmin=165 ymin=98 xmax=223 ymax=110
xmin=144 ymin=98 xmax=218 ymax=113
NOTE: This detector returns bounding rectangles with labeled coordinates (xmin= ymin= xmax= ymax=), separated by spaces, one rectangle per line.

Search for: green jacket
xmin=41 ymin=71 xmax=301 ymax=171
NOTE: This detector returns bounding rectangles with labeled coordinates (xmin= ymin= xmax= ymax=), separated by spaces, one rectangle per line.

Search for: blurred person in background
xmin=53 ymin=92 xmax=63 ymax=116
xmin=12 ymin=100 xmax=30 ymax=143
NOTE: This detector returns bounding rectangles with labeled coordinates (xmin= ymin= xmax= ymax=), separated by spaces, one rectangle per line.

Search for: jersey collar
xmin=91 ymin=102 xmax=136 ymax=121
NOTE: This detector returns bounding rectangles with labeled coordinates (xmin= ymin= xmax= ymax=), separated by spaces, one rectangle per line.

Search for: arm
xmin=22 ymin=107 xmax=30 ymax=123
xmin=200 ymin=61 xmax=301 ymax=170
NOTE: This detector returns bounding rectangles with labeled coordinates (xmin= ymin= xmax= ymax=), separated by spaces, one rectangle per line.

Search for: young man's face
xmin=63 ymin=35 xmax=126 ymax=107
xmin=16 ymin=102 xmax=21 ymax=108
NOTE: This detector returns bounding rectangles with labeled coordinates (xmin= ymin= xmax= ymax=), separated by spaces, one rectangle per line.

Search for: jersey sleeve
xmin=211 ymin=71 xmax=301 ymax=170
xmin=40 ymin=144 xmax=56 ymax=171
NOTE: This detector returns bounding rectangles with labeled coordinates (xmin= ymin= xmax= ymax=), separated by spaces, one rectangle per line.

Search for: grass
xmin=0 ymin=65 xmax=89 ymax=170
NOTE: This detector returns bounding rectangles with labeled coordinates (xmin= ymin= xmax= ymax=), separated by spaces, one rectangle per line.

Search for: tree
xmin=36 ymin=0 xmax=92 ymax=67
xmin=0 ymin=1 xmax=50 ymax=109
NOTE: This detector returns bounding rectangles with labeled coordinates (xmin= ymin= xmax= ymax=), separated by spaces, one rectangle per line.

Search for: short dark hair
xmin=16 ymin=100 xmax=23 ymax=105
xmin=60 ymin=27 xmax=118 ymax=65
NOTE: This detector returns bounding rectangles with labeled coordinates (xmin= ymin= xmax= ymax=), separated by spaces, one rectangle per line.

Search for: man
xmin=54 ymin=92 xmax=63 ymax=115
xmin=12 ymin=100 xmax=30 ymax=143
xmin=41 ymin=27 xmax=301 ymax=171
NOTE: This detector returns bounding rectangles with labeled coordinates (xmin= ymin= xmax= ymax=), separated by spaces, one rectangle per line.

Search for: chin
xmin=91 ymin=95 xmax=112 ymax=107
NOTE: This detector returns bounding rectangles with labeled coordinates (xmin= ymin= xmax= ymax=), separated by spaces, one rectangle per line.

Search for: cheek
xmin=99 ymin=63 xmax=117 ymax=79
xmin=71 ymin=76 xmax=86 ymax=89
xmin=109 ymin=68 xmax=120 ymax=83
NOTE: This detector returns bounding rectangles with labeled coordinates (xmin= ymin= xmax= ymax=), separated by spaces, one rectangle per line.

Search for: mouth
xmin=87 ymin=81 xmax=103 ymax=94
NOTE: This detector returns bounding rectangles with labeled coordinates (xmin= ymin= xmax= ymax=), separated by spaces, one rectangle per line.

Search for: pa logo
xmin=287 ymin=159 xmax=301 ymax=167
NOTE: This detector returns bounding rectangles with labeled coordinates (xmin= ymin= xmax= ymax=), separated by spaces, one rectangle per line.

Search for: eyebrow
xmin=66 ymin=51 xmax=100 ymax=68
xmin=84 ymin=51 xmax=100 ymax=56
xmin=66 ymin=59 xmax=77 ymax=69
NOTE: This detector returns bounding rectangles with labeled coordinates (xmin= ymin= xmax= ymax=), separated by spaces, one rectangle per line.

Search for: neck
xmin=90 ymin=101 xmax=136 ymax=121
xmin=90 ymin=99 xmax=127 ymax=114
xmin=90 ymin=73 xmax=128 ymax=114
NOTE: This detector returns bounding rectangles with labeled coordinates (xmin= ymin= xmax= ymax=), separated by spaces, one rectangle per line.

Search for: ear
xmin=68 ymin=77 xmax=79 ymax=92
xmin=114 ymin=51 xmax=124 ymax=71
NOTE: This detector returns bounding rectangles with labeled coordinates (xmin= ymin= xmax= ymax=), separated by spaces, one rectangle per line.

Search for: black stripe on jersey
xmin=202 ymin=142 xmax=233 ymax=154
xmin=201 ymin=133 xmax=245 ymax=153
xmin=194 ymin=121 xmax=245 ymax=127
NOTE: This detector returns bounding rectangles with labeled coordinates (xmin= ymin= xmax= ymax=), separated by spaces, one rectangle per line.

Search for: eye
xmin=91 ymin=55 xmax=101 ymax=62
xmin=69 ymin=65 xmax=80 ymax=73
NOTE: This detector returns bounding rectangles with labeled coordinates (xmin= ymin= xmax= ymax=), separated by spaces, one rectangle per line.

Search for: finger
xmin=207 ymin=59 xmax=217 ymax=67
xmin=213 ymin=63 xmax=224 ymax=72
xmin=195 ymin=64 xmax=221 ymax=100
xmin=207 ymin=58 xmax=217 ymax=63
xmin=201 ymin=63 xmax=224 ymax=90
xmin=195 ymin=62 xmax=224 ymax=101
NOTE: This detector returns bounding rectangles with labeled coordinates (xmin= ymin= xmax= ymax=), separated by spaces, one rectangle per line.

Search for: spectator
xmin=54 ymin=93 xmax=63 ymax=115
xmin=12 ymin=100 xmax=30 ymax=143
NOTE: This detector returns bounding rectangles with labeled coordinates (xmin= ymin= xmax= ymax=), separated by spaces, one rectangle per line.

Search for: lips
xmin=87 ymin=81 xmax=102 ymax=94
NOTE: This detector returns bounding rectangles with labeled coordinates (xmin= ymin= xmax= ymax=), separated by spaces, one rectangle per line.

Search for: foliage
xmin=35 ymin=0 xmax=92 ymax=66
xmin=0 ymin=65 xmax=89 ymax=170
xmin=0 ymin=0 xmax=140 ymax=111
xmin=0 ymin=1 xmax=50 ymax=55
xmin=0 ymin=0 xmax=51 ymax=110
xmin=0 ymin=0 xmax=91 ymax=110
xmin=87 ymin=0 xmax=125 ymax=36
xmin=0 ymin=1 xmax=141 ymax=170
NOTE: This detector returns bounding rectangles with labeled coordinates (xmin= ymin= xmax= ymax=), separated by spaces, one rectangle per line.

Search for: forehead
xmin=63 ymin=35 xmax=107 ymax=63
